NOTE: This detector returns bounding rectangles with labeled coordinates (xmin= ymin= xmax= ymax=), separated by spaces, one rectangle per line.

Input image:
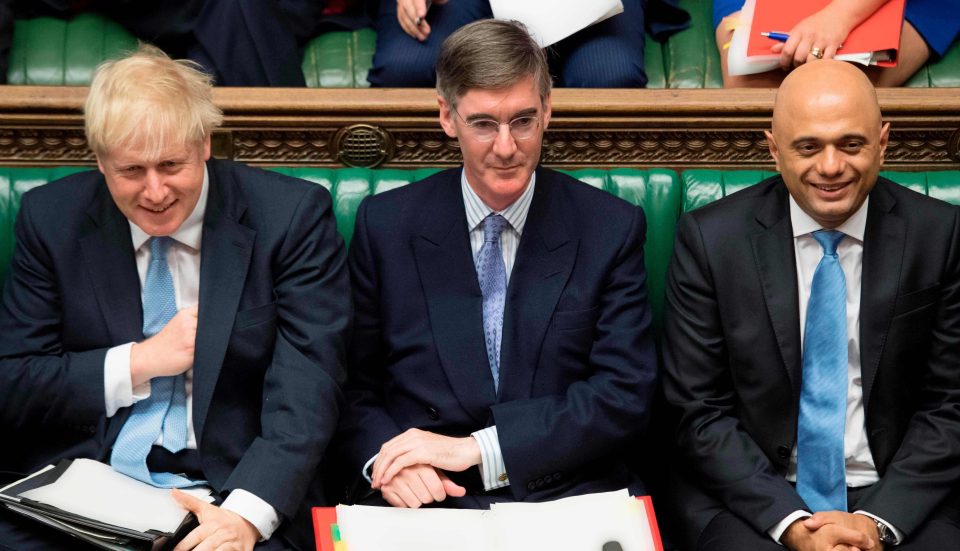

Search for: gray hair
xmin=435 ymin=19 xmax=552 ymax=108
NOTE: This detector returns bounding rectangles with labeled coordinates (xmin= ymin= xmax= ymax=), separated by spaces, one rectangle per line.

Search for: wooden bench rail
xmin=1 ymin=86 xmax=958 ymax=170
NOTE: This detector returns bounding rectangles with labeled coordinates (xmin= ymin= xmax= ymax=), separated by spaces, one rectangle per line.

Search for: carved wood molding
xmin=1 ymin=86 xmax=958 ymax=170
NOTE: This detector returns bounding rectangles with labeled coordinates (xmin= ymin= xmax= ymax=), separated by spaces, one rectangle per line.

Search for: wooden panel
xmin=0 ymin=86 xmax=958 ymax=170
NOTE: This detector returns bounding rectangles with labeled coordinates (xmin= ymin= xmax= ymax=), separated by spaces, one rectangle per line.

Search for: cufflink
xmin=498 ymin=473 xmax=508 ymax=482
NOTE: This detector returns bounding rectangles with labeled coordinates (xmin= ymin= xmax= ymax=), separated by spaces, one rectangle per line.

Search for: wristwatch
xmin=875 ymin=520 xmax=898 ymax=545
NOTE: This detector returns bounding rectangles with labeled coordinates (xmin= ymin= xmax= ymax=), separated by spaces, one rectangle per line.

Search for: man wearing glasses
xmin=337 ymin=18 xmax=658 ymax=508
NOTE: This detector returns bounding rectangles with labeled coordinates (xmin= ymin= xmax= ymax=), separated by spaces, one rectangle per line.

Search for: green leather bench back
xmin=2 ymin=167 xmax=958 ymax=331
xmin=9 ymin=4 xmax=960 ymax=88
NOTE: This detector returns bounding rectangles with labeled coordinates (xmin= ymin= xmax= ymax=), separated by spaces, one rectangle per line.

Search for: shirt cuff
xmin=221 ymin=489 xmax=282 ymax=541
xmin=362 ymin=454 xmax=378 ymax=484
xmin=769 ymin=510 xmax=812 ymax=545
xmin=471 ymin=426 xmax=508 ymax=491
xmin=104 ymin=343 xmax=151 ymax=416
xmin=855 ymin=510 xmax=904 ymax=545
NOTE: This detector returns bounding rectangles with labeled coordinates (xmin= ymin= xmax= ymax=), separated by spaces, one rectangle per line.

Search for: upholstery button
xmin=776 ymin=446 xmax=791 ymax=459
xmin=426 ymin=407 xmax=440 ymax=420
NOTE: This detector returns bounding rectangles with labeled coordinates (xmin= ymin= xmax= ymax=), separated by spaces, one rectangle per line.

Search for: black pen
xmin=415 ymin=0 xmax=433 ymax=25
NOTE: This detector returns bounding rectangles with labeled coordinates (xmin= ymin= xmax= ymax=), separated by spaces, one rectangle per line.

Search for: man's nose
xmin=142 ymin=170 xmax=166 ymax=202
xmin=491 ymin=122 xmax=517 ymax=158
xmin=817 ymin=147 xmax=845 ymax=177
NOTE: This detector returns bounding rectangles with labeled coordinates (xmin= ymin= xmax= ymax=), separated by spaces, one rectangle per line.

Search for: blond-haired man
xmin=0 ymin=46 xmax=349 ymax=550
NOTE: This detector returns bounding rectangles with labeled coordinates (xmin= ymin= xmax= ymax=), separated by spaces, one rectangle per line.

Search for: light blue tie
xmin=476 ymin=214 xmax=508 ymax=393
xmin=796 ymin=230 xmax=848 ymax=512
xmin=110 ymin=237 xmax=197 ymax=488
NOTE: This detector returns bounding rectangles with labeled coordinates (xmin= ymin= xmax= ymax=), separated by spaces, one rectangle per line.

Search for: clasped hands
xmin=782 ymin=511 xmax=884 ymax=551
xmin=371 ymin=428 xmax=482 ymax=508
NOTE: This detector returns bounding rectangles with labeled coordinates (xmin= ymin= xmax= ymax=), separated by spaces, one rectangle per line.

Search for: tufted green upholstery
xmin=682 ymin=169 xmax=960 ymax=209
xmin=3 ymin=167 xmax=960 ymax=336
xmin=8 ymin=5 xmax=960 ymax=88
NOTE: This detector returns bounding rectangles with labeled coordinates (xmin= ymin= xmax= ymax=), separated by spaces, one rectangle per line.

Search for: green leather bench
xmin=8 ymin=0 xmax=960 ymax=87
xmin=3 ymin=167 xmax=959 ymax=335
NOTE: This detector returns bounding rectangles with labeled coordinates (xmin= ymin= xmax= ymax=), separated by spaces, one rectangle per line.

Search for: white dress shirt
xmin=101 ymin=167 xmax=281 ymax=540
xmin=362 ymin=170 xmax=536 ymax=492
xmin=768 ymin=197 xmax=901 ymax=545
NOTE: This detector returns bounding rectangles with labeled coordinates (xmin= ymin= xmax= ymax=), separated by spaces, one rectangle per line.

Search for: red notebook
xmin=313 ymin=495 xmax=665 ymax=551
xmin=747 ymin=0 xmax=906 ymax=67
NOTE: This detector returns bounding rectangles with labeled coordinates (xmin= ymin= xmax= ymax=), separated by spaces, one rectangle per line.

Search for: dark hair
xmin=435 ymin=19 xmax=552 ymax=107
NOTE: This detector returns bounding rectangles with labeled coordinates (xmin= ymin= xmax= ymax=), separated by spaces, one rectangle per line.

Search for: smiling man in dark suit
xmin=662 ymin=60 xmax=960 ymax=551
xmin=337 ymin=19 xmax=658 ymax=509
xmin=0 ymin=45 xmax=349 ymax=550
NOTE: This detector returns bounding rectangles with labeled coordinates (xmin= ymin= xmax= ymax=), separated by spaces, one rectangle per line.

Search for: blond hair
xmin=84 ymin=44 xmax=223 ymax=159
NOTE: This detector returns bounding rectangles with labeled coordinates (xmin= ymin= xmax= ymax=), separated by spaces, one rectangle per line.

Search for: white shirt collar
xmin=460 ymin=169 xmax=536 ymax=235
xmin=129 ymin=164 xmax=209 ymax=252
xmin=789 ymin=193 xmax=868 ymax=242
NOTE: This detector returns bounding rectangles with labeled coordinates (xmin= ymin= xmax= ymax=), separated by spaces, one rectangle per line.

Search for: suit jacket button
xmin=543 ymin=474 xmax=553 ymax=484
xmin=553 ymin=472 xmax=561 ymax=480
xmin=536 ymin=478 xmax=544 ymax=488
xmin=527 ymin=481 xmax=536 ymax=491
xmin=777 ymin=446 xmax=791 ymax=459
xmin=426 ymin=407 xmax=440 ymax=420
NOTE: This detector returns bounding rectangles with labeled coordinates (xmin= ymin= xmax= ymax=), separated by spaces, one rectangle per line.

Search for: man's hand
xmin=371 ymin=428 xmax=482 ymax=489
xmin=171 ymin=489 xmax=260 ymax=551
xmin=379 ymin=464 xmax=467 ymax=508
xmin=781 ymin=512 xmax=879 ymax=551
xmin=395 ymin=0 xmax=449 ymax=42
xmin=804 ymin=512 xmax=884 ymax=551
xmin=131 ymin=305 xmax=198 ymax=387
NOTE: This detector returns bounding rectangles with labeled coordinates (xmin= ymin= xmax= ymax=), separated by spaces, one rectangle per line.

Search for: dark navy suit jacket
xmin=661 ymin=177 xmax=960 ymax=546
xmin=0 ymin=159 xmax=350 ymax=549
xmin=338 ymin=167 xmax=658 ymax=504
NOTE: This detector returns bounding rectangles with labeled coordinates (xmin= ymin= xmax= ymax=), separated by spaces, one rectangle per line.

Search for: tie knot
xmin=812 ymin=230 xmax=845 ymax=256
xmin=483 ymin=214 xmax=509 ymax=243
xmin=149 ymin=236 xmax=173 ymax=263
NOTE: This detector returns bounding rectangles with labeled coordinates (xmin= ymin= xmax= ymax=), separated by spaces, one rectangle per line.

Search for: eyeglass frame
xmin=450 ymin=107 xmax=543 ymax=143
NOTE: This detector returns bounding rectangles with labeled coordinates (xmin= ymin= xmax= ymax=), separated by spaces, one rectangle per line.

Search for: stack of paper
xmin=333 ymin=490 xmax=659 ymax=551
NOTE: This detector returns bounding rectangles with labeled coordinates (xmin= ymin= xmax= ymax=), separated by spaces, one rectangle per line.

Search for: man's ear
xmin=541 ymin=93 xmax=552 ymax=130
xmin=438 ymin=95 xmax=458 ymax=139
xmin=96 ymin=154 xmax=106 ymax=175
xmin=202 ymin=134 xmax=212 ymax=161
xmin=878 ymin=121 xmax=890 ymax=164
xmin=765 ymin=130 xmax=782 ymax=172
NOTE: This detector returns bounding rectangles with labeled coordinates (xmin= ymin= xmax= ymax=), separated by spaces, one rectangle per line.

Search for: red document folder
xmin=747 ymin=0 xmax=906 ymax=67
xmin=313 ymin=495 xmax=665 ymax=551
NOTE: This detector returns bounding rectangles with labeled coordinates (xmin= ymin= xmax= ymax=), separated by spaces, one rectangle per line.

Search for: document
xmin=728 ymin=0 xmax=905 ymax=75
xmin=489 ymin=0 xmax=624 ymax=48
xmin=324 ymin=490 xmax=661 ymax=551
xmin=0 ymin=459 xmax=214 ymax=550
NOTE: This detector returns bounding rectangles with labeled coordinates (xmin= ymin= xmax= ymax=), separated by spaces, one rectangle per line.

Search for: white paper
xmin=490 ymin=0 xmax=624 ymax=48
xmin=20 ymin=459 xmax=213 ymax=534
xmin=334 ymin=490 xmax=657 ymax=551
xmin=336 ymin=504 xmax=488 ymax=551
xmin=487 ymin=490 xmax=655 ymax=551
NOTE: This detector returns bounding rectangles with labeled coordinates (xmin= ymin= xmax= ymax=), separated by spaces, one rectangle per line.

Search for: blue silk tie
xmin=796 ymin=230 xmax=848 ymax=512
xmin=110 ymin=236 xmax=196 ymax=487
xmin=476 ymin=214 xmax=508 ymax=393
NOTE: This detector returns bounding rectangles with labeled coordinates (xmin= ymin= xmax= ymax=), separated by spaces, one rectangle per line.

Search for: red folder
xmin=747 ymin=0 xmax=906 ymax=67
xmin=313 ymin=495 xmax=665 ymax=551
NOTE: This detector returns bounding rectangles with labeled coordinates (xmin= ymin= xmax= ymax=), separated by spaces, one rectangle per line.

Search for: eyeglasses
xmin=452 ymin=108 xmax=541 ymax=143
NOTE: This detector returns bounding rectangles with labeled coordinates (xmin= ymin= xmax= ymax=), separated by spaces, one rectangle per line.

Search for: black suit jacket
xmin=0 ymin=159 xmax=350 ymax=549
xmin=337 ymin=167 xmax=658 ymax=504
xmin=661 ymin=176 xmax=960 ymax=541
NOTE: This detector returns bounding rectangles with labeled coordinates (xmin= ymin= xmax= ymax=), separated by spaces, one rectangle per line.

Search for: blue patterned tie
xmin=476 ymin=214 xmax=508 ymax=393
xmin=110 ymin=237 xmax=196 ymax=488
xmin=796 ymin=230 xmax=848 ymax=512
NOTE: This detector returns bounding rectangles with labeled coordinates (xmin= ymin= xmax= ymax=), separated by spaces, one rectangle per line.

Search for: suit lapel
xmin=498 ymin=171 xmax=576 ymax=403
xmin=192 ymin=163 xmax=255 ymax=443
xmin=859 ymin=182 xmax=903 ymax=411
xmin=79 ymin=186 xmax=143 ymax=346
xmin=750 ymin=182 xmax=803 ymax=396
xmin=412 ymin=173 xmax=495 ymax=423
xmin=80 ymin=185 xmax=143 ymax=445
